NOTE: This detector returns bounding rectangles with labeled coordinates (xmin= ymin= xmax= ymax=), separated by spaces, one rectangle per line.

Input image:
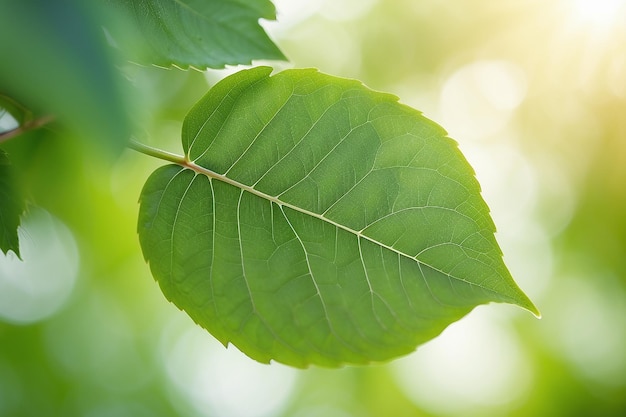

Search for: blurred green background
xmin=1 ymin=0 xmax=626 ymax=416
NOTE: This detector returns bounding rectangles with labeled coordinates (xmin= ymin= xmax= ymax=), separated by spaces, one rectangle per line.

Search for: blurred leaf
xmin=0 ymin=0 xmax=131 ymax=155
xmin=137 ymin=67 xmax=537 ymax=367
xmin=0 ymin=150 xmax=24 ymax=258
xmin=108 ymin=0 xmax=286 ymax=69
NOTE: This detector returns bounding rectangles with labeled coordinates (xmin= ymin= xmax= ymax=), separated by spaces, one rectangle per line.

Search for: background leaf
xmin=108 ymin=0 xmax=285 ymax=69
xmin=0 ymin=150 xmax=25 ymax=258
xmin=0 ymin=0 xmax=132 ymax=155
xmin=138 ymin=67 xmax=538 ymax=367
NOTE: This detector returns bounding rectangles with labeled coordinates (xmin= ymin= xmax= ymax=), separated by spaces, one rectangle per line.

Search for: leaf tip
xmin=516 ymin=293 xmax=541 ymax=318
xmin=529 ymin=304 xmax=542 ymax=319
xmin=497 ymin=275 xmax=541 ymax=318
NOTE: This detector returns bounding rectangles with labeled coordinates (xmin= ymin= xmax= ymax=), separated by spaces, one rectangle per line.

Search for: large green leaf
xmin=0 ymin=150 xmax=24 ymax=258
xmin=138 ymin=67 xmax=538 ymax=367
xmin=109 ymin=0 xmax=285 ymax=69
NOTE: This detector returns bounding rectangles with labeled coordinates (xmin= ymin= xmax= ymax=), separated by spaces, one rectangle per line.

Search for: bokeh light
xmin=572 ymin=0 xmax=625 ymax=28
xmin=43 ymin=288 xmax=153 ymax=393
xmin=440 ymin=60 xmax=527 ymax=142
xmin=161 ymin=317 xmax=298 ymax=417
xmin=542 ymin=273 xmax=626 ymax=386
xmin=392 ymin=307 xmax=533 ymax=416
xmin=0 ymin=107 xmax=18 ymax=132
xmin=317 ymin=0 xmax=378 ymax=22
xmin=0 ymin=208 xmax=79 ymax=324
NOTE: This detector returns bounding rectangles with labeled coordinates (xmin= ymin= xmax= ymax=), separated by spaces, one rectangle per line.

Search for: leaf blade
xmin=139 ymin=67 xmax=538 ymax=367
xmin=109 ymin=0 xmax=285 ymax=69
xmin=0 ymin=151 xmax=25 ymax=258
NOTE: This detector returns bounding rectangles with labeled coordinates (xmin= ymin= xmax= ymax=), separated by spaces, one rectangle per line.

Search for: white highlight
xmin=392 ymin=308 xmax=533 ymax=415
xmin=573 ymin=0 xmax=625 ymax=26
xmin=163 ymin=323 xmax=297 ymax=417
xmin=0 ymin=208 xmax=79 ymax=324
xmin=440 ymin=60 xmax=527 ymax=142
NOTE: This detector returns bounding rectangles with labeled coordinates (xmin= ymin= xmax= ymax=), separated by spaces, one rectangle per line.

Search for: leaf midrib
xmin=175 ymin=158 xmax=507 ymax=298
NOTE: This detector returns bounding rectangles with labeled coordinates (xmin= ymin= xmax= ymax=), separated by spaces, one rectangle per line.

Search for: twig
xmin=0 ymin=115 xmax=55 ymax=144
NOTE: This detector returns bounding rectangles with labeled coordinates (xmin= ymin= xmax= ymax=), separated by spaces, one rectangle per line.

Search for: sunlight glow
xmin=547 ymin=276 xmax=626 ymax=385
xmin=542 ymin=0 xmax=626 ymax=92
xmin=162 ymin=323 xmax=297 ymax=417
xmin=439 ymin=60 xmax=527 ymax=142
xmin=392 ymin=308 xmax=533 ymax=415
xmin=0 ymin=209 xmax=79 ymax=324
xmin=573 ymin=0 xmax=625 ymax=27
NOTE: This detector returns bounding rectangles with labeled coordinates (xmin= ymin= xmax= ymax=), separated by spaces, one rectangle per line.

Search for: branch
xmin=0 ymin=115 xmax=55 ymax=144
xmin=0 ymin=112 xmax=186 ymax=167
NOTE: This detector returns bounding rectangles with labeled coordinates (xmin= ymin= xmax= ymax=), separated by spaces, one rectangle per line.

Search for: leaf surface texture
xmin=138 ymin=67 xmax=538 ymax=367
xmin=110 ymin=0 xmax=285 ymax=68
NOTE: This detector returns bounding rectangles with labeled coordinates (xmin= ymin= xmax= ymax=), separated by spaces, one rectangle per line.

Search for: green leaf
xmin=138 ymin=67 xmax=539 ymax=367
xmin=108 ymin=0 xmax=285 ymax=69
xmin=0 ymin=0 xmax=131 ymax=155
xmin=0 ymin=150 xmax=25 ymax=258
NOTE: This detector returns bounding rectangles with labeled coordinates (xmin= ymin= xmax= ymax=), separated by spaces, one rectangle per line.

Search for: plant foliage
xmin=0 ymin=0 xmax=132 ymax=155
xmin=109 ymin=0 xmax=286 ymax=69
xmin=137 ymin=67 xmax=538 ymax=367
xmin=0 ymin=150 xmax=24 ymax=258
xmin=0 ymin=0 xmax=537 ymax=368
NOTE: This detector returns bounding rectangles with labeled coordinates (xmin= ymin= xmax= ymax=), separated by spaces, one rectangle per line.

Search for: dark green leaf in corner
xmin=0 ymin=151 xmax=25 ymax=258
xmin=138 ymin=66 xmax=539 ymax=367
xmin=0 ymin=0 xmax=132 ymax=155
xmin=109 ymin=0 xmax=285 ymax=69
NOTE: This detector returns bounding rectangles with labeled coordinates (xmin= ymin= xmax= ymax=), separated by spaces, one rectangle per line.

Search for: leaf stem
xmin=0 ymin=110 xmax=186 ymax=168
xmin=0 ymin=115 xmax=55 ymax=144
xmin=128 ymin=139 xmax=187 ymax=165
